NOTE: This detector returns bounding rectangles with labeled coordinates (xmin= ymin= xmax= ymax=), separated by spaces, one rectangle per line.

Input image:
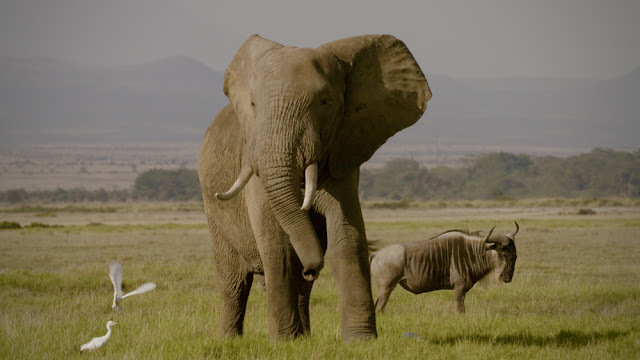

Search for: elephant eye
xmin=320 ymin=98 xmax=330 ymax=106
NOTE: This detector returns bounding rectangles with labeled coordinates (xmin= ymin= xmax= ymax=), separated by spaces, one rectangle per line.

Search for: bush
xmin=0 ymin=221 xmax=21 ymax=229
xmin=365 ymin=200 xmax=413 ymax=209
xmin=133 ymin=169 xmax=201 ymax=201
xmin=577 ymin=208 xmax=596 ymax=215
xmin=359 ymin=148 xmax=640 ymax=200
xmin=26 ymin=222 xmax=56 ymax=228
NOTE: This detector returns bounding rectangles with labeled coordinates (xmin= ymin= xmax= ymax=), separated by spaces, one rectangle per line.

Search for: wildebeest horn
xmin=481 ymin=226 xmax=495 ymax=244
xmin=301 ymin=162 xmax=317 ymax=211
xmin=507 ymin=221 xmax=519 ymax=241
xmin=485 ymin=225 xmax=512 ymax=246
xmin=215 ymin=166 xmax=253 ymax=200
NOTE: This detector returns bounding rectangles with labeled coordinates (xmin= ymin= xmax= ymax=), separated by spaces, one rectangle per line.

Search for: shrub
xmin=577 ymin=208 xmax=596 ymax=215
xmin=0 ymin=221 xmax=21 ymax=229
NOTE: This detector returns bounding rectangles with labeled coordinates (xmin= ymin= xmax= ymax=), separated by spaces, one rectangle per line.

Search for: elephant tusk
xmin=215 ymin=167 xmax=253 ymax=200
xmin=301 ymin=162 xmax=318 ymax=211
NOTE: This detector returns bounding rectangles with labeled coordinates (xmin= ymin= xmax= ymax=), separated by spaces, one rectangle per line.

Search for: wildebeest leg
xmin=454 ymin=286 xmax=466 ymax=314
xmin=375 ymin=277 xmax=400 ymax=313
xmin=370 ymin=244 xmax=405 ymax=313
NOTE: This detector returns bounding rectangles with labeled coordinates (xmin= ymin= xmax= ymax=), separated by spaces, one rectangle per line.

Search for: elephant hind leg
xmin=217 ymin=270 xmax=253 ymax=337
xmin=210 ymin=232 xmax=254 ymax=337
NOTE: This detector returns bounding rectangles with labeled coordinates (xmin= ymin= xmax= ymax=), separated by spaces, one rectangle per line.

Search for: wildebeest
xmin=370 ymin=223 xmax=518 ymax=313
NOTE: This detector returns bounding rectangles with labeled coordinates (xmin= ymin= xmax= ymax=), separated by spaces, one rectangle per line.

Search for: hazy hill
xmin=392 ymin=69 xmax=640 ymax=154
xmin=0 ymin=56 xmax=638 ymax=154
xmin=0 ymin=56 xmax=225 ymax=143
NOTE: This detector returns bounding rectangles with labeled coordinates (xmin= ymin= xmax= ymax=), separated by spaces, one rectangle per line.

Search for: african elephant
xmin=198 ymin=34 xmax=431 ymax=341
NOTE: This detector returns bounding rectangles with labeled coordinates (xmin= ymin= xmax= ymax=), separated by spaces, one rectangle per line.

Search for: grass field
xmin=1 ymin=201 xmax=639 ymax=359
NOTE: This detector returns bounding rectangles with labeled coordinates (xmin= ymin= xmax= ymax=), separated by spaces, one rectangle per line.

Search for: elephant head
xmin=216 ymin=34 xmax=431 ymax=281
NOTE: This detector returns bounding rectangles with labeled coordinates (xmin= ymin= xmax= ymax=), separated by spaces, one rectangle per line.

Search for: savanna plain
xmin=1 ymin=200 xmax=639 ymax=359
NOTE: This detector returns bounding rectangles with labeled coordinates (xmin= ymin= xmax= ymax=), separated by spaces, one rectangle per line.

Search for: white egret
xmin=80 ymin=320 xmax=118 ymax=352
xmin=109 ymin=262 xmax=157 ymax=311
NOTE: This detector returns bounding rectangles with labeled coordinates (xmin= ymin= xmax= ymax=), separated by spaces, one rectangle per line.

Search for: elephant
xmin=198 ymin=34 xmax=431 ymax=341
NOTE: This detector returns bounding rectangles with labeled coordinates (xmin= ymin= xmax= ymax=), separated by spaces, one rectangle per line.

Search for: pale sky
xmin=1 ymin=0 xmax=639 ymax=79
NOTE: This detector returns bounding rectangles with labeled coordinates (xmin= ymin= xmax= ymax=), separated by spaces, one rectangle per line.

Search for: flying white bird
xmin=80 ymin=320 xmax=118 ymax=352
xmin=109 ymin=262 xmax=157 ymax=311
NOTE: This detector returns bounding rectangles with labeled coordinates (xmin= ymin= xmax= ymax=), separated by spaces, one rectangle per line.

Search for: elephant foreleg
xmin=261 ymin=251 xmax=308 ymax=339
xmin=328 ymin=225 xmax=377 ymax=340
xmin=293 ymin=211 xmax=326 ymax=335
xmin=245 ymin=180 xmax=307 ymax=339
xmin=294 ymin=276 xmax=314 ymax=336
xmin=315 ymin=172 xmax=377 ymax=341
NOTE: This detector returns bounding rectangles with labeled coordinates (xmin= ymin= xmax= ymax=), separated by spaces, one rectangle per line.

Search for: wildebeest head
xmin=484 ymin=222 xmax=519 ymax=283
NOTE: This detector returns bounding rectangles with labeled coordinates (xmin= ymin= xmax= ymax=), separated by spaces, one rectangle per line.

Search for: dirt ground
xmin=3 ymin=202 xmax=638 ymax=228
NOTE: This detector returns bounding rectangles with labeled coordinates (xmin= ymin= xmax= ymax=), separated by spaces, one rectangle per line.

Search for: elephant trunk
xmin=259 ymin=155 xmax=324 ymax=281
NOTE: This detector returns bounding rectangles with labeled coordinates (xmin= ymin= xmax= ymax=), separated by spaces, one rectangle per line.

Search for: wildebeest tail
xmin=368 ymin=239 xmax=380 ymax=257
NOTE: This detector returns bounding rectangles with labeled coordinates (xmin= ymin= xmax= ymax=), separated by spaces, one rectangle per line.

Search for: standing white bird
xmin=80 ymin=320 xmax=118 ymax=352
xmin=109 ymin=262 xmax=157 ymax=311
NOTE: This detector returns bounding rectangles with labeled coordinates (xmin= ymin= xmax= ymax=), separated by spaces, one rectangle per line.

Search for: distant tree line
xmin=1 ymin=148 xmax=638 ymax=203
xmin=1 ymin=187 xmax=132 ymax=204
xmin=132 ymin=168 xmax=201 ymax=201
xmin=0 ymin=169 xmax=202 ymax=203
xmin=360 ymin=148 xmax=640 ymax=200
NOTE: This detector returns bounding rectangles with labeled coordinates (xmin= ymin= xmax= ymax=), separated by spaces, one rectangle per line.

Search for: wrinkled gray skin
xmin=370 ymin=223 xmax=518 ymax=314
xmin=198 ymin=34 xmax=431 ymax=341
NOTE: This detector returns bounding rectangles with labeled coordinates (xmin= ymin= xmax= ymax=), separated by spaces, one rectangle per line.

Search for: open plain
xmin=1 ymin=201 xmax=639 ymax=359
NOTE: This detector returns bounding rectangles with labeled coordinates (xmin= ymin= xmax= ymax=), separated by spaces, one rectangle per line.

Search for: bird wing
xmin=109 ymin=262 xmax=123 ymax=298
xmin=80 ymin=336 xmax=105 ymax=351
xmin=122 ymin=282 xmax=157 ymax=298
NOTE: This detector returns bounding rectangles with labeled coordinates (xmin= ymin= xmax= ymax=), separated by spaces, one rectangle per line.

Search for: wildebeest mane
xmin=429 ymin=228 xmax=484 ymax=240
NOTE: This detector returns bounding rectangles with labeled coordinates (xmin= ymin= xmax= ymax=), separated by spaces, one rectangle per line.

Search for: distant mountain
xmin=0 ymin=56 xmax=226 ymax=143
xmin=392 ymin=69 xmax=640 ymax=154
xmin=0 ymin=56 xmax=638 ymax=154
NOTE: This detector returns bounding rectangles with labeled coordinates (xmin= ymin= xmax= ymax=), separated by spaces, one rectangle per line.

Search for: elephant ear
xmin=319 ymin=35 xmax=431 ymax=179
xmin=224 ymin=35 xmax=283 ymax=137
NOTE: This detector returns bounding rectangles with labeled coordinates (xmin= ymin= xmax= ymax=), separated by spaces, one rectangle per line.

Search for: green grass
xmin=1 ymin=208 xmax=638 ymax=359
